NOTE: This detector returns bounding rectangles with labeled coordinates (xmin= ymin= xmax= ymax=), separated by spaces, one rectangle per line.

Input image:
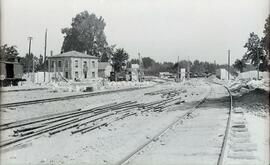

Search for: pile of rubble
xmin=228 ymin=78 xmax=269 ymax=117
xmin=47 ymin=79 xmax=155 ymax=93
xmin=229 ymin=78 xmax=269 ymax=95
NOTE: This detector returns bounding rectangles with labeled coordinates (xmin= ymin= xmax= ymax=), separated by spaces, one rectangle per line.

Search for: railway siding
xmin=118 ymin=83 xmax=233 ymax=165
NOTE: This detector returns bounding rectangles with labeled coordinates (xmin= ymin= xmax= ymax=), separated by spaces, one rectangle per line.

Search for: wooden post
xmin=44 ymin=29 xmax=47 ymax=82
xmin=228 ymin=50 xmax=230 ymax=80
xmin=177 ymin=56 xmax=180 ymax=82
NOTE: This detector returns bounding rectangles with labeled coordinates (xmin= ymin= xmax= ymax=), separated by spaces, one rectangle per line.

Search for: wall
xmin=238 ymin=71 xmax=269 ymax=80
xmin=216 ymin=68 xmax=232 ymax=80
xmin=70 ymin=58 xmax=98 ymax=80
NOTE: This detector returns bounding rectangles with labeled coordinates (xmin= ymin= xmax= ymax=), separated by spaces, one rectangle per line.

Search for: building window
xmin=75 ymin=72 xmax=79 ymax=78
xmin=58 ymin=61 xmax=62 ymax=68
xmin=84 ymin=72 xmax=87 ymax=79
xmin=75 ymin=60 xmax=78 ymax=68
xmin=92 ymin=72 xmax=95 ymax=78
xmin=92 ymin=61 xmax=95 ymax=68
xmin=65 ymin=60 xmax=68 ymax=68
xmin=83 ymin=61 xmax=87 ymax=68
xmin=51 ymin=61 xmax=55 ymax=68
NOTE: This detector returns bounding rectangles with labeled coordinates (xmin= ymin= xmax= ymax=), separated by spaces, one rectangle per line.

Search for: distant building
xmin=130 ymin=64 xmax=144 ymax=81
xmin=180 ymin=68 xmax=186 ymax=81
xmin=48 ymin=51 xmax=98 ymax=81
xmin=98 ymin=62 xmax=112 ymax=78
xmin=216 ymin=68 xmax=232 ymax=80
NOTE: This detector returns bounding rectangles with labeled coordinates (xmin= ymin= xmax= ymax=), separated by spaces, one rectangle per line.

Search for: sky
xmin=1 ymin=0 xmax=269 ymax=64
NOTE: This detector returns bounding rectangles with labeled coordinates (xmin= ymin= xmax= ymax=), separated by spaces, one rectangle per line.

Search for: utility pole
xmin=138 ymin=53 xmax=141 ymax=82
xmin=257 ymin=50 xmax=260 ymax=80
xmin=228 ymin=50 xmax=230 ymax=80
xmin=187 ymin=56 xmax=190 ymax=80
xmin=28 ymin=37 xmax=33 ymax=79
xmin=177 ymin=56 xmax=180 ymax=82
xmin=44 ymin=29 xmax=47 ymax=82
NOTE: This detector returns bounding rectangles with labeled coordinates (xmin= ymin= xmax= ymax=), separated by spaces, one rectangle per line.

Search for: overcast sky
xmin=1 ymin=0 xmax=269 ymax=64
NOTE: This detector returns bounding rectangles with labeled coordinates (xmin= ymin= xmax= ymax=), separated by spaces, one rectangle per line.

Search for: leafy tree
xmin=190 ymin=60 xmax=206 ymax=76
xmin=0 ymin=44 xmax=19 ymax=62
xmin=100 ymin=45 xmax=115 ymax=62
xmin=233 ymin=59 xmax=246 ymax=72
xmin=243 ymin=32 xmax=264 ymax=67
xmin=111 ymin=48 xmax=129 ymax=72
xmin=173 ymin=60 xmax=191 ymax=72
xmin=262 ymin=15 xmax=270 ymax=71
xmin=262 ymin=15 xmax=270 ymax=56
xmin=130 ymin=59 xmax=140 ymax=64
xmin=142 ymin=57 xmax=155 ymax=69
xmin=61 ymin=11 xmax=108 ymax=59
xmin=35 ymin=55 xmax=47 ymax=71
xmin=20 ymin=53 xmax=39 ymax=73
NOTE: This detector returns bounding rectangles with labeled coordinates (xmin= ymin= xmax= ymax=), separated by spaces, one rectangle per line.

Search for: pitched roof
xmin=48 ymin=51 xmax=98 ymax=59
xmin=98 ymin=62 xmax=111 ymax=70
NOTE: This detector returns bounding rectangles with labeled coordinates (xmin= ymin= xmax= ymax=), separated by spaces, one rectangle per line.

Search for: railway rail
xmin=116 ymin=83 xmax=233 ymax=165
xmin=0 ymin=86 xmax=152 ymax=108
xmin=0 ymin=94 xmax=183 ymax=149
xmin=0 ymin=87 xmax=48 ymax=93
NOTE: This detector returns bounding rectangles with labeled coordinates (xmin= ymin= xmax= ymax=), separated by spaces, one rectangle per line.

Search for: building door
xmin=75 ymin=72 xmax=79 ymax=80
xmin=65 ymin=72 xmax=68 ymax=79
xmin=6 ymin=63 xmax=14 ymax=78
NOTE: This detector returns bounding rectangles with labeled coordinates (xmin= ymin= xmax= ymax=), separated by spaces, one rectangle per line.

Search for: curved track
xmin=117 ymin=83 xmax=232 ymax=165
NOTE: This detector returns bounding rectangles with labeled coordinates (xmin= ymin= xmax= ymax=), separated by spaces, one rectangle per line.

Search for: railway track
xmin=0 ymin=86 xmax=152 ymax=108
xmin=0 ymin=93 xmax=184 ymax=149
xmin=0 ymin=87 xmax=48 ymax=93
xmin=116 ymin=83 xmax=233 ymax=165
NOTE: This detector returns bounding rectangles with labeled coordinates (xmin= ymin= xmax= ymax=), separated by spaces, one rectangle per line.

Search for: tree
xmin=233 ymin=59 xmax=246 ymax=73
xmin=20 ymin=53 xmax=39 ymax=73
xmin=35 ymin=55 xmax=46 ymax=71
xmin=130 ymin=59 xmax=140 ymax=64
xmin=142 ymin=57 xmax=155 ymax=69
xmin=243 ymin=32 xmax=264 ymax=67
xmin=111 ymin=48 xmax=129 ymax=72
xmin=100 ymin=45 xmax=115 ymax=62
xmin=173 ymin=60 xmax=190 ymax=72
xmin=262 ymin=15 xmax=270 ymax=71
xmin=0 ymin=44 xmax=19 ymax=62
xmin=190 ymin=60 xmax=206 ymax=76
xmin=61 ymin=11 xmax=108 ymax=59
xmin=262 ymin=15 xmax=270 ymax=56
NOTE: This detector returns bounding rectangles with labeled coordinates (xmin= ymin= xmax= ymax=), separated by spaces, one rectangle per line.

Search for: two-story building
xmin=48 ymin=51 xmax=98 ymax=81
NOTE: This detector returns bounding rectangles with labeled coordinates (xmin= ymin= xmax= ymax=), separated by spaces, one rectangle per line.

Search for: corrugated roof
xmin=48 ymin=51 xmax=99 ymax=59
xmin=98 ymin=62 xmax=111 ymax=70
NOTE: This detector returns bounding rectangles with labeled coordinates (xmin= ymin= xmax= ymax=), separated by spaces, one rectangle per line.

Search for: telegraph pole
xmin=177 ymin=56 xmax=180 ymax=82
xmin=228 ymin=50 xmax=230 ymax=80
xmin=257 ymin=50 xmax=260 ymax=80
xmin=28 ymin=37 xmax=33 ymax=76
xmin=44 ymin=29 xmax=47 ymax=82
xmin=187 ymin=56 xmax=190 ymax=80
xmin=138 ymin=53 xmax=141 ymax=82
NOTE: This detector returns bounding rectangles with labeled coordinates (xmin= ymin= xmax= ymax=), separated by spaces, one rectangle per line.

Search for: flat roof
xmin=48 ymin=51 xmax=99 ymax=59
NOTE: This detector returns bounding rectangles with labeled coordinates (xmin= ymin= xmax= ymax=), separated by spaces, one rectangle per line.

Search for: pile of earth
xmin=234 ymin=88 xmax=269 ymax=117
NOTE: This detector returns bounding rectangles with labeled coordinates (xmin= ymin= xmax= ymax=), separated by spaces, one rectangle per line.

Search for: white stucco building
xmin=98 ymin=62 xmax=112 ymax=78
xmin=48 ymin=51 xmax=98 ymax=81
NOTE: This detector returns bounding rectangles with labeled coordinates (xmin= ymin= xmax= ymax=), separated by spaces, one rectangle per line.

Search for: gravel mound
xmin=235 ymin=89 xmax=269 ymax=117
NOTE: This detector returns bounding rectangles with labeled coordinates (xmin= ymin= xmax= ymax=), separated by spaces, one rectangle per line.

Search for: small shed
xmin=48 ymin=51 xmax=98 ymax=81
xmin=98 ymin=62 xmax=112 ymax=78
